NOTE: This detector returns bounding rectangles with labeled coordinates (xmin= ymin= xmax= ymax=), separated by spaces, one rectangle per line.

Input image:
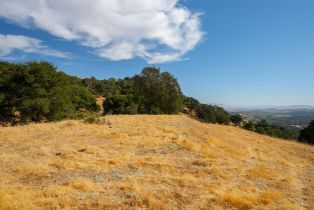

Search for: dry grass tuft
xmin=67 ymin=178 xmax=97 ymax=192
xmin=246 ymin=165 xmax=274 ymax=180
xmin=0 ymin=185 xmax=37 ymax=210
xmin=221 ymin=193 xmax=255 ymax=210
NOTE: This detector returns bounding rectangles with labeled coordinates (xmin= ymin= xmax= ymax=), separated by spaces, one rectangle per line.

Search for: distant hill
xmin=231 ymin=106 xmax=314 ymax=130
xmin=227 ymin=105 xmax=314 ymax=112
xmin=273 ymin=105 xmax=314 ymax=110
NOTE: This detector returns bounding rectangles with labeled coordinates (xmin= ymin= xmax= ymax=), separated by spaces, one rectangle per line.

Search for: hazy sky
xmin=0 ymin=0 xmax=313 ymax=107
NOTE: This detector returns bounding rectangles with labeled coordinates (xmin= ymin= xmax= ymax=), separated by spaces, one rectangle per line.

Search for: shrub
xmin=244 ymin=121 xmax=255 ymax=131
xmin=231 ymin=114 xmax=243 ymax=126
xmin=84 ymin=114 xmax=102 ymax=124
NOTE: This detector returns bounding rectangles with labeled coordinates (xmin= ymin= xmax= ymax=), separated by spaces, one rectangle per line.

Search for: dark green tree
xmin=244 ymin=121 xmax=255 ymax=131
xmin=214 ymin=106 xmax=231 ymax=124
xmin=0 ymin=61 xmax=98 ymax=123
xmin=48 ymin=86 xmax=75 ymax=120
xmin=159 ymin=72 xmax=183 ymax=114
xmin=271 ymin=125 xmax=298 ymax=140
xmin=298 ymin=120 xmax=314 ymax=144
xmin=255 ymin=120 xmax=273 ymax=136
xmin=104 ymin=95 xmax=138 ymax=114
xmin=72 ymin=85 xmax=99 ymax=111
xmin=231 ymin=114 xmax=243 ymax=126
xmin=183 ymin=97 xmax=200 ymax=111
xmin=133 ymin=67 xmax=183 ymax=114
xmin=133 ymin=67 xmax=163 ymax=114
xmin=195 ymin=104 xmax=216 ymax=123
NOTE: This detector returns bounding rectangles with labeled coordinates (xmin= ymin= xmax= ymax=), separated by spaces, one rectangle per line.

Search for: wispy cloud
xmin=0 ymin=0 xmax=204 ymax=63
xmin=0 ymin=34 xmax=71 ymax=58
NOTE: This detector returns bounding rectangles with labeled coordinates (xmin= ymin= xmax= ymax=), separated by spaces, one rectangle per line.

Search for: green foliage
xmin=182 ymin=96 xmax=230 ymax=125
xmin=214 ymin=106 xmax=231 ymax=124
xmin=72 ymin=85 xmax=99 ymax=111
xmin=298 ymin=120 xmax=314 ymax=144
xmin=21 ymin=98 xmax=50 ymax=122
xmin=83 ymin=114 xmax=102 ymax=124
xmin=82 ymin=77 xmax=133 ymax=97
xmin=159 ymin=72 xmax=184 ymax=114
xmin=133 ymin=67 xmax=183 ymax=114
xmin=48 ymin=86 xmax=76 ymax=121
xmin=104 ymin=95 xmax=138 ymax=114
xmin=0 ymin=61 xmax=231 ymax=127
xmin=255 ymin=120 xmax=273 ymax=136
xmin=133 ymin=68 xmax=162 ymax=114
xmin=0 ymin=61 xmax=98 ymax=124
xmin=271 ymin=125 xmax=299 ymax=140
xmin=183 ymin=97 xmax=200 ymax=111
xmin=244 ymin=121 xmax=255 ymax=131
xmin=195 ymin=104 xmax=216 ymax=123
xmin=239 ymin=109 xmax=314 ymax=129
xmin=243 ymin=119 xmax=298 ymax=140
xmin=80 ymin=67 xmax=230 ymax=123
xmin=96 ymin=67 xmax=183 ymax=115
xmin=231 ymin=114 xmax=243 ymax=126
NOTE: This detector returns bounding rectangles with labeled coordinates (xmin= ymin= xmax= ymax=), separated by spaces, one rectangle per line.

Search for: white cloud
xmin=0 ymin=34 xmax=70 ymax=58
xmin=0 ymin=0 xmax=203 ymax=63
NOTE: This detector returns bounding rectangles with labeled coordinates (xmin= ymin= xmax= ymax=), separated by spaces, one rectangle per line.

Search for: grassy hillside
xmin=0 ymin=115 xmax=313 ymax=209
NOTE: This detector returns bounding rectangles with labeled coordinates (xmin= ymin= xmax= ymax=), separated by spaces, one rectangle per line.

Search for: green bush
xmin=231 ymin=114 xmax=243 ymax=126
xmin=83 ymin=114 xmax=102 ymax=124
xmin=243 ymin=119 xmax=298 ymax=140
xmin=244 ymin=121 xmax=255 ymax=131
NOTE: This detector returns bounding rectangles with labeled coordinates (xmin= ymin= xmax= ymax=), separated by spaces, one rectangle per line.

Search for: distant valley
xmin=230 ymin=106 xmax=314 ymax=130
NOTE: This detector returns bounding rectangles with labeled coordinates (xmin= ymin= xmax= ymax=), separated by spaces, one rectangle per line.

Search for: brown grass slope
xmin=0 ymin=115 xmax=313 ymax=210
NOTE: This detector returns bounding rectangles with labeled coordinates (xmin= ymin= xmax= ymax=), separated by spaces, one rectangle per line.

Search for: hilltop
xmin=1 ymin=115 xmax=313 ymax=209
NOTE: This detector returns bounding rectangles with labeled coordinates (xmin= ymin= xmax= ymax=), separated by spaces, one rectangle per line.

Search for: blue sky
xmin=0 ymin=0 xmax=313 ymax=107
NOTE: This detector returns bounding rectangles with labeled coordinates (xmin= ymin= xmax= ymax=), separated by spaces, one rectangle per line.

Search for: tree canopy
xmin=243 ymin=119 xmax=299 ymax=140
xmin=133 ymin=67 xmax=183 ymax=114
xmin=231 ymin=114 xmax=243 ymax=126
xmin=182 ymin=96 xmax=231 ymax=125
xmin=0 ymin=61 xmax=98 ymax=124
xmin=298 ymin=120 xmax=314 ymax=144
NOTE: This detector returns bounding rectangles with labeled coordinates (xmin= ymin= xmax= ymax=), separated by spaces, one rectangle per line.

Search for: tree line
xmin=230 ymin=114 xmax=313 ymax=144
xmin=82 ymin=67 xmax=231 ymax=124
xmin=0 ymin=61 xmax=313 ymax=144
xmin=82 ymin=67 xmax=183 ymax=115
xmin=183 ymin=97 xmax=231 ymax=124
xmin=0 ymin=62 xmax=228 ymax=124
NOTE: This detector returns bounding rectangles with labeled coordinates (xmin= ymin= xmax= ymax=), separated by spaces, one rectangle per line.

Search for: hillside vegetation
xmin=2 ymin=61 xmax=305 ymax=142
xmin=0 ymin=61 xmax=99 ymax=124
xmin=0 ymin=61 xmax=229 ymax=124
xmin=0 ymin=115 xmax=313 ymax=210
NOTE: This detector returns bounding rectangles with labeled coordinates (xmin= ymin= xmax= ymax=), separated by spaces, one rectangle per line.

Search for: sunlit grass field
xmin=0 ymin=115 xmax=313 ymax=209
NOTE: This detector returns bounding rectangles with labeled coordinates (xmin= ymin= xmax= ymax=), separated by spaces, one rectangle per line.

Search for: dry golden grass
xmin=0 ymin=115 xmax=313 ymax=210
